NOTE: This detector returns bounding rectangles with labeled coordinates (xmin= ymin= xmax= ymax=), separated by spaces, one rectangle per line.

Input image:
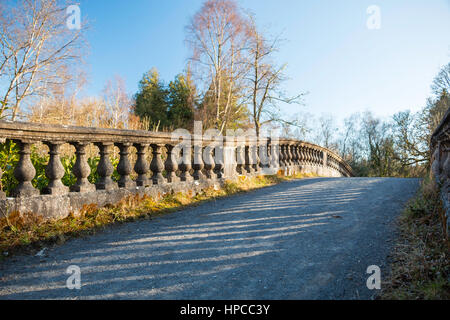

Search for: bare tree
xmin=431 ymin=62 xmax=450 ymax=97
xmin=186 ymin=0 xmax=249 ymax=134
xmin=245 ymin=14 xmax=304 ymax=137
xmin=0 ymin=0 xmax=87 ymax=120
xmin=338 ymin=113 xmax=362 ymax=161
xmin=103 ymin=75 xmax=132 ymax=129
xmin=316 ymin=114 xmax=338 ymax=150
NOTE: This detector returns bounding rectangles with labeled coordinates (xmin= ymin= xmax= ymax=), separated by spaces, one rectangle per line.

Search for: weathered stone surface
xmin=70 ymin=142 xmax=96 ymax=193
xmin=430 ymin=108 xmax=450 ymax=233
xmin=116 ymin=143 xmax=135 ymax=189
xmin=134 ymin=143 xmax=151 ymax=187
xmin=95 ymin=142 xmax=118 ymax=191
xmin=11 ymin=141 xmax=40 ymax=198
xmin=150 ymin=144 xmax=165 ymax=185
xmin=192 ymin=145 xmax=205 ymax=181
xmin=42 ymin=142 xmax=68 ymax=195
xmin=165 ymin=144 xmax=179 ymax=183
xmin=0 ymin=179 xmax=229 ymax=220
xmin=0 ymin=120 xmax=354 ymax=221
xmin=203 ymin=145 xmax=216 ymax=180
xmin=179 ymin=145 xmax=193 ymax=182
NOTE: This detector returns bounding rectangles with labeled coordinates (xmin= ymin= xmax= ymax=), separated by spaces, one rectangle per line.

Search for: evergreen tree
xmin=134 ymin=68 xmax=169 ymax=130
xmin=167 ymin=73 xmax=196 ymax=130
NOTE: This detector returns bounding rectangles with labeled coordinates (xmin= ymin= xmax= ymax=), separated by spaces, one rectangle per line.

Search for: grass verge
xmin=380 ymin=174 xmax=450 ymax=299
xmin=0 ymin=172 xmax=315 ymax=261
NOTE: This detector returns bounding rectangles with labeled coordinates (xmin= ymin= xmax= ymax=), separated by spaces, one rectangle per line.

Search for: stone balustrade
xmin=0 ymin=120 xmax=353 ymax=220
xmin=431 ymin=108 xmax=450 ymax=233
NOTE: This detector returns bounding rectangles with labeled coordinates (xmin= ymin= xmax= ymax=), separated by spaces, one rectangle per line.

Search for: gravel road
xmin=0 ymin=177 xmax=420 ymax=300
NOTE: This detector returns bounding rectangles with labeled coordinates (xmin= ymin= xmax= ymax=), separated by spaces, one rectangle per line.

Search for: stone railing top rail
xmin=0 ymin=120 xmax=181 ymax=145
xmin=0 ymin=120 xmax=353 ymax=174
xmin=278 ymin=138 xmax=351 ymax=167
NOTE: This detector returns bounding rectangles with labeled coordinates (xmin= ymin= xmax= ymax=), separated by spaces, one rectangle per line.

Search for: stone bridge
xmin=431 ymin=108 xmax=450 ymax=233
xmin=0 ymin=121 xmax=425 ymax=300
xmin=0 ymin=120 xmax=353 ymax=221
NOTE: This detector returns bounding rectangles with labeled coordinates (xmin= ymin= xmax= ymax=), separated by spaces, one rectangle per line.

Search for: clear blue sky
xmin=78 ymin=0 xmax=450 ymax=122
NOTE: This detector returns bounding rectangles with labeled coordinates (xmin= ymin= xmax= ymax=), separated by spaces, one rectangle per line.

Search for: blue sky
xmin=78 ymin=0 xmax=450 ymax=123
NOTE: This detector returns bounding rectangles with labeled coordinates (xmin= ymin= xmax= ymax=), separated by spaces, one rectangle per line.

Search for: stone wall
xmin=0 ymin=120 xmax=354 ymax=221
xmin=430 ymin=108 xmax=450 ymax=233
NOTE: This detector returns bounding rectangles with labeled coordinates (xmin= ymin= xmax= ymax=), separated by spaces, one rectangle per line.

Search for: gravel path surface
xmin=0 ymin=177 xmax=420 ymax=300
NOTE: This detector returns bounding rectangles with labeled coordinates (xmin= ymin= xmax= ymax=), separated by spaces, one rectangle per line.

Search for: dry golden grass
xmin=380 ymin=174 xmax=450 ymax=300
xmin=0 ymin=172 xmax=315 ymax=260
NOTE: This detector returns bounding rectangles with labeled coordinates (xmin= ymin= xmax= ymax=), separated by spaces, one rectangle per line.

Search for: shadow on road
xmin=0 ymin=177 xmax=420 ymax=299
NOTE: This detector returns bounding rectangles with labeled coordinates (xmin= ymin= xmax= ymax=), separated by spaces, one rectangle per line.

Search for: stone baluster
xmin=293 ymin=146 xmax=297 ymax=165
xmin=236 ymin=144 xmax=245 ymax=175
xmin=252 ymin=145 xmax=260 ymax=174
xmin=179 ymin=144 xmax=193 ymax=182
xmin=280 ymin=145 xmax=286 ymax=167
xmin=302 ymin=147 xmax=306 ymax=164
xmin=11 ymin=140 xmax=40 ymax=197
xmin=116 ymin=143 xmax=135 ymax=188
xmin=43 ymin=142 xmax=68 ymax=195
xmin=192 ymin=144 xmax=205 ymax=180
xmin=271 ymin=143 xmax=280 ymax=169
xmin=95 ymin=142 xmax=117 ymax=191
xmin=298 ymin=146 xmax=304 ymax=165
xmin=279 ymin=145 xmax=286 ymax=167
xmin=291 ymin=145 xmax=297 ymax=166
xmin=134 ymin=143 xmax=150 ymax=187
xmin=70 ymin=142 xmax=95 ymax=193
xmin=266 ymin=144 xmax=272 ymax=169
xmin=290 ymin=145 xmax=296 ymax=166
xmin=286 ymin=144 xmax=291 ymax=166
xmin=214 ymin=145 xmax=224 ymax=178
xmin=165 ymin=144 xmax=179 ymax=183
xmin=150 ymin=144 xmax=166 ymax=185
xmin=204 ymin=145 xmax=216 ymax=179
xmin=285 ymin=145 xmax=292 ymax=166
xmin=245 ymin=145 xmax=255 ymax=174
xmin=262 ymin=140 xmax=270 ymax=169
xmin=264 ymin=143 xmax=270 ymax=169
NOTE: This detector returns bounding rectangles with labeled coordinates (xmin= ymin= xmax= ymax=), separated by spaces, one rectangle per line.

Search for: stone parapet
xmin=430 ymin=108 xmax=450 ymax=233
xmin=0 ymin=120 xmax=354 ymax=221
